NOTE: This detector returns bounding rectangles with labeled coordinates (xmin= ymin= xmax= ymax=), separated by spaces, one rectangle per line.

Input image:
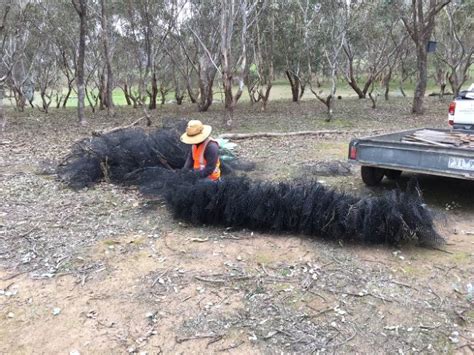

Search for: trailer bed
xmin=348 ymin=128 xmax=474 ymax=185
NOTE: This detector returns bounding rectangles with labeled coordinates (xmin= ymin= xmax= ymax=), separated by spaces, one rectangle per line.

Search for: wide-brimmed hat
xmin=180 ymin=120 xmax=212 ymax=144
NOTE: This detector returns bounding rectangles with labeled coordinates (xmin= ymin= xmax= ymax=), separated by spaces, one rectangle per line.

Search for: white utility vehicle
xmin=448 ymin=83 xmax=474 ymax=130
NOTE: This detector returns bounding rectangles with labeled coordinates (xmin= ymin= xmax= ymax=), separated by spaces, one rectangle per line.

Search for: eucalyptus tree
xmin=99 ymin=0 xmax=114 ymax=112
xmin=183 ymin=1 xmax=222 ymax=112
xmin=45 ymin=2 xmax=79 ymax=108
xmin=0 ymin=1 xmax=12 ymax=131
xmin=71 ymin=0 xmax=88 ymax=124
xmin=435 ymin=0 xmax=473 ymax=96
xmin=273 ymin=1 xmax=311 ymax=102
xmin=34 ymin=39 xmax=60 ymax=113
xmin=308 ymin=0 xmax=348 ymax=120
xmin=2 ymin=1 xmax=42 ymax=112
xmin=341 ymin=1 xmax=405 ymax=99
xmin=249 ymin=0 xmax=275 ymax=111
xmin=220 ymin=0 xmax=261 ymax=127
xmin=395 ymin=0 xmax=451 ymax=114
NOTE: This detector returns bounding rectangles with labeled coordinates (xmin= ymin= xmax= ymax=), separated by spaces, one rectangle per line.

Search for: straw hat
xmin=180 ymin=120 xmax=212 ymax=144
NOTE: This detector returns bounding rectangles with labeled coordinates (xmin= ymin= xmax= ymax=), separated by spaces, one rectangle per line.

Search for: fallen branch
xmin=176 ymin=333 xmax=223 ymax=344
xmin=218 ymin=340 xmax=245 ymax=352
xmin=194 ymin=275 xmax=226 ymax=284
xmin=218 ymin=129 xmax=379 ymax=140
xmin=91 ymin=116 xmax=147 ymax=137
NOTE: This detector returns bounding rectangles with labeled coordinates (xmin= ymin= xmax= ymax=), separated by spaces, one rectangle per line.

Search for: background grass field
xmin=4 ymin=76 xmax=473 ymax=109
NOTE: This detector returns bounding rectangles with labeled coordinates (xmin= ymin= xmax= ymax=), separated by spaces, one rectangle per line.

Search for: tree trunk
xmin=399 ymin=80 xmax=407 ymax=97
xmin=40 ymin=90 xmax=52 ymax=113
xmin=368 ymin=92 xmax=377 ymax=109
xmin=347 ymin=77 xmax=366 ymax=99
xmin=62 ymin=82 xmax=73 ymax=108
xmin=222 ymin=72 xmax=234 ymax=127
xmin=448 ymin=72 xmax=461 ymax=97
xmin=440 ymin=83 xmax=446 ymax=99
xmin=85 ymin=87 xmax=96 ymax=113
xmin=197 ymin=55 xmax=215 ymax=112
xmin=383 ymin=68 xmax=392 ymax=100
xmin=55 ymin=93 xmax=63 ymax=108
xmin=412 ymin=48 xmax=427 ymax=114
xmin=187 ymin=82 xmax=197 ymax=104
xmin=13 ymin=88 xmax=26 ymax=112
xmin=122 ymin=84 xmax=132 ymax=105
xmin=0 ymin=83 xmax=5 ymax=132
xmin=343 ymin=50 xmax=367 ymax=99
xmin=401 ymin=0 xmax=450 ymax=114
xmin=73 ymin=0 xmax=87 ymax=125
xmin=99 ymin=72 xmax=106 ymax=111
xmin=286 ymin=70 xmax=300 ymax=102
xmin=148 ymin=73 xmax=158 ymax=109
xmin=259 ymin=84 xmax=272 ymax=111
xmin=159 ymin=86 xmax=167 ymax=105
xmin=325 ymin=96 xmax=333 ymax=121
xmin=100 ymin=0 xmax=114 ymax=114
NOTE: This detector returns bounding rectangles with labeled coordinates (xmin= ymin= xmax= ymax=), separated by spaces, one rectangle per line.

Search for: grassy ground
xmin=0 ymin=97 xmax=473 ymax=354
xmin=3 ymin=77 xmax=464 ymax=108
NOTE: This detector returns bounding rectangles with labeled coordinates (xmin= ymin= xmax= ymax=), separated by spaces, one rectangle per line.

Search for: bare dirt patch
xmin=1 ymin=99 xmax=473 ymax=353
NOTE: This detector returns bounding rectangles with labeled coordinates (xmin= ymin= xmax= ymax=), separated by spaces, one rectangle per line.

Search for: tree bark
xmin=197 ymin=54 xmax=215 ymax=112
xmin=172 ymin=65 xmax=184 ymax=105
xmin=343 ymin=51 xmax=366 ymax=99
xmin=39 ymin=89 xmax=52 ymax=113
xmin=72 ymin=0 xmax=87 ymax=125
xmin=383 ymin=68 xmax=392 ymax=100
xmin=286 ymin=70 xmax=301 ymax=102
xmin=0 ymin=83 xmax=5 ymax=132
xmin=148 ymin=72 xmax=158 ymax=109
xmin=98 ymin=72 xmax=106 ymax=110
xmin=159 ymin=84 xmax=168 ymax=105
xmin=412 ymin=47 xmax=428 ymax=114
xmin=187 ymin=81 xmax=198 ymax=103
xmin=122 ymin=84 xmax=132 ymax=105
xmin=100 ymin=0 xmax=114 ymax=114
xmin=62 ymin=81 xmax=74 ymax=108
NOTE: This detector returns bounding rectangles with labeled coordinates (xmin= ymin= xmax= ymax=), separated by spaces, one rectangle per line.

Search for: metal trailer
xmin=348 ymin=128 xmax=474 ymax=186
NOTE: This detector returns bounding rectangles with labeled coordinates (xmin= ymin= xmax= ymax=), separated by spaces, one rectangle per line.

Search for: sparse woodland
xmin=0 ymin=0 xmax=472 ymax=129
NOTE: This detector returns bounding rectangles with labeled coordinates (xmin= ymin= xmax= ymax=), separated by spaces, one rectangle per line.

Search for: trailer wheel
xmin=385 ymin=169 xmax=402 ymax=180
xmin=361 ymin=166 xmax=384 ymax=186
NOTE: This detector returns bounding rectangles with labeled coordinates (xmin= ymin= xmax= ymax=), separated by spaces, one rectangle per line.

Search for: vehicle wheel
xmin=384 ymin=169 xmax=402 ymax=180
xmin=361 ymin=166 xmax=384 ymax=186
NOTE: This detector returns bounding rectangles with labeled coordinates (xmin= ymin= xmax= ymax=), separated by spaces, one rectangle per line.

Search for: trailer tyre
xmin=384 ymin=169 xmax=402 ymax=180
xmin=361 ymin=166 xmax=384 ymax=186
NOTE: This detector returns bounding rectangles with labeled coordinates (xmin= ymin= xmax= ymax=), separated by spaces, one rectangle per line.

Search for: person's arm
xmin=183 ymin=147 xmax=193 ymax=169
xmin=197 ymin=142 xmax=219 ymax=178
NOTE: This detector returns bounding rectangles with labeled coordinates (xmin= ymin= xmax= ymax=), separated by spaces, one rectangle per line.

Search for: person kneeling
xmin=180 ymin=120 xmax=221 ymax=182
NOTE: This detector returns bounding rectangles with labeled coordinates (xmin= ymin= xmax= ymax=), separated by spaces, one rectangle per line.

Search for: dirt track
xmin=1 ymin=99 xmax=473 ymax=354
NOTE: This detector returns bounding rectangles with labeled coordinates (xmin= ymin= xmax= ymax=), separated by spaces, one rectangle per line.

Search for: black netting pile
xmin=57 ymin=127 xmax=187 ymax=188
xmin=56 ymin=122 xmax=252 ymax=188
xmin=137 ymin=169 xmax=444 ymax=247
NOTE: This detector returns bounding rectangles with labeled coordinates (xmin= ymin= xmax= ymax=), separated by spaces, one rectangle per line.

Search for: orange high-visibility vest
xmin=192 ymin=138 xmax=221 ymax=181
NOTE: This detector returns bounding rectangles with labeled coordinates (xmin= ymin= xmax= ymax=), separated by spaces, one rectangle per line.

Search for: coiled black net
xmin=136 ymin=169 xmax=444 ymax=247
